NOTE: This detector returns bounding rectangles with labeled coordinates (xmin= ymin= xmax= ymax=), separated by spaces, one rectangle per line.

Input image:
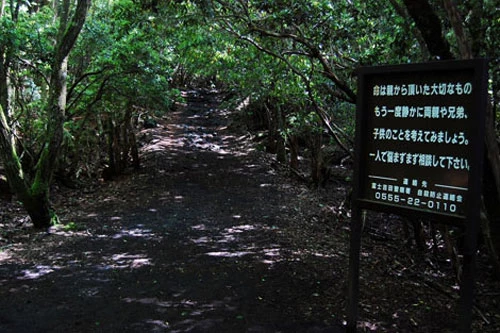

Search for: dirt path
xmin=0 ymin=91 xmax=346 ymax=332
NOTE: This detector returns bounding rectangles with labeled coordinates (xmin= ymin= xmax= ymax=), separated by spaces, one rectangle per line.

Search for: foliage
xmin=194 ymin=1 xmax=425 ymax=152
xmin=57 ymin=0 xmax=183 ymax=177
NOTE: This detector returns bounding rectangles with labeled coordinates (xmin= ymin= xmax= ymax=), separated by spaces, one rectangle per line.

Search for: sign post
xmin=348 ymin=59 xmax=488 ymax=332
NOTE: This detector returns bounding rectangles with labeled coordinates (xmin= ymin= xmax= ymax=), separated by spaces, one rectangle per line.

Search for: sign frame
xmin=347 ymin=59 xmax=489 ymax=333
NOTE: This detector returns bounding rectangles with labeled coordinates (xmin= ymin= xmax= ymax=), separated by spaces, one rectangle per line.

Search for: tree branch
xmin=247 ymin=24 xmax=356 ymax=103
xmin=55 ymin=0 xmax=91 ymax=64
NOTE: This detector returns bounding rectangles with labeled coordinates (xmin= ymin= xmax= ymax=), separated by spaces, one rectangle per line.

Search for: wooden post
xmin=347 ymin=205 xmax=363 ymax=333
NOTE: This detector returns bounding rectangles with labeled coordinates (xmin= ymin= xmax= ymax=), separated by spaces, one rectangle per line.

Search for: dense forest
xmin=0 ymin=0 xmax=499 ymax=331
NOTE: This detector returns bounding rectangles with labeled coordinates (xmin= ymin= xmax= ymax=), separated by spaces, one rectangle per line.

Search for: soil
xmin=0 ymin=90 xmax=499 ymax=332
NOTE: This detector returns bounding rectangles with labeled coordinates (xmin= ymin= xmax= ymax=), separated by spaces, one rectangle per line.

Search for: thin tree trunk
xmin=481 ymin=199 xmax=500 ymax=278
xmin=289 ymin=134 xmax=299 ymax=170
xmin=310 ymin=131 xmax=323 ymax=186
xmin=276 ymin=103 xmax=287 ymax=163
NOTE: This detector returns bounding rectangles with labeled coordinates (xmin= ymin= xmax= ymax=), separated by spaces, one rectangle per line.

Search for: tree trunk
xmin=275 ymin=103 xmax=287 ymax=164
xmin=129 ymin=131 xmax=140 ymax=170
xmin=0 ymin=0 xmax=90 ymax=228
xmin=123 ymin=103 xmax=140 ymax=170
xmin=105 ymin=115 xmax=119 ymax=177
xmin=309 ymin=131 xmax=323 ymax=186
xmin=482 ymin=104 xmax=500 ymax=276
xmin=289 ymin=134 xmax=299 ymax=170
xmin=28 ymin=0 xmax=90 ymax=228
xmin=264 ymin=100 xmax=278 ymax=154
xmin=442 ymin=0 xmax=500 ymax=277
xmin=442 ymin=0 xmax=472 ymax=59
xmin=402 ymin=0 xmax=500 ymax=275
xmin=401 ymin=0 xmax=453 ymax=60
xmin=388 ymin=0 xmax=431 ymax=59
xmin=22 ymin=193 xmax=52 ymax=228
xmin=481 ymin=200 xmax=500 ymax=278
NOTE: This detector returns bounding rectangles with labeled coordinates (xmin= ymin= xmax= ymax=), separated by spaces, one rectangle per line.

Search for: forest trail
xmin=0 ymin=91 xmax=346 ymax=332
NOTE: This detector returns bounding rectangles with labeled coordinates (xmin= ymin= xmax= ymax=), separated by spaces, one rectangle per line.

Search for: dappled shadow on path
xmin=0 ymin=90 xmax=345 ymax=332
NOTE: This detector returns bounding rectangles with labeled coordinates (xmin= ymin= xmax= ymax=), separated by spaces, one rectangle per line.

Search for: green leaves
xmin=0 ymin=16 xmax=20 ymax=50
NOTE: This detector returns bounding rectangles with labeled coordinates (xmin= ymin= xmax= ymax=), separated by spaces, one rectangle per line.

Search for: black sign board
xmin=348 ymin=59 xmax=488 ymax=333
xmin=354 ymin=59 xmax=487 ymax=223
